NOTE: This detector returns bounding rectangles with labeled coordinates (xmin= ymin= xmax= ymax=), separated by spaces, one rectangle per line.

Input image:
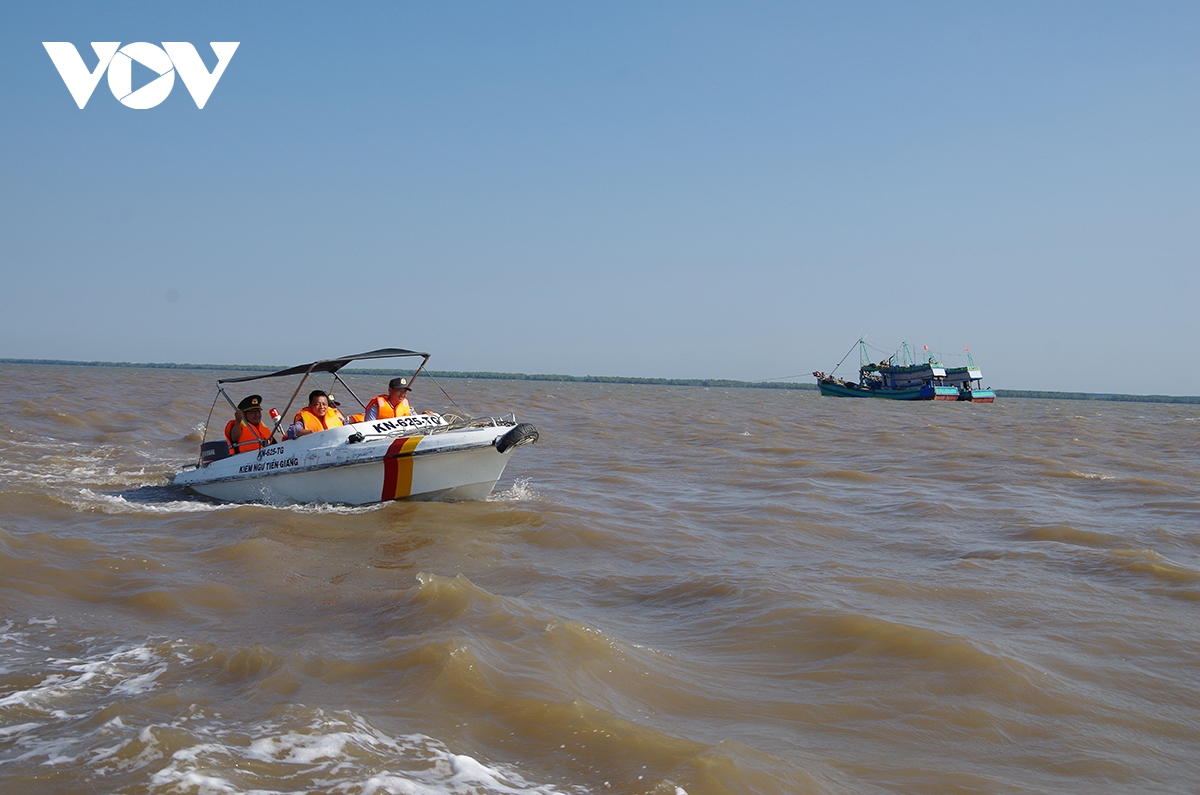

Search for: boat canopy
xmin=217 ymin=348 xmax=430 ymax=384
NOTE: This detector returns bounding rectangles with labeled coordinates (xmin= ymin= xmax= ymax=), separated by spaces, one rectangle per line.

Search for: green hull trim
xmin=817 ymin=382 xmax=929 ymax=400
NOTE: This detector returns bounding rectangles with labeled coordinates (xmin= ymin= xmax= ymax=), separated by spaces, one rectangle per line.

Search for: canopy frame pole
xmin=409 ymin=355 xmax=431 ymax=386
xmin=271 ymin=366 xmax=317 ymax=439
xmin=216 ymin=385 xmax=238 ymax=412
xmin=197 ymin=388 xmax=229 ymax=467
xmin=424 ymin=372 xmax=466 ymax=417
xmin=332 ymin=371 xmax=367 ymax=410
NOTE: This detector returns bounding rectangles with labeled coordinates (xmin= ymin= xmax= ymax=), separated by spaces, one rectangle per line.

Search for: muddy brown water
xmin=1 ymin=363 xmax=1197 ymax=794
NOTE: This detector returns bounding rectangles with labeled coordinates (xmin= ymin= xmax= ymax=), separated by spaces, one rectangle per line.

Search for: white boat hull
xmin=174 ymin=416 xmax=534 ymax=506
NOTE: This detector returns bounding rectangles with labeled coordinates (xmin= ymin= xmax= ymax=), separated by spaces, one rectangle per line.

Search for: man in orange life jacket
xmin=225 ymin=394 xmax=276 ymax=454
xmin=287 ymin=390 xmax=345 ymax=439
xmin=326 ymin=394 xmax=353 ymax=425
xmin=363 ymin=377 xmax=416 ymax=421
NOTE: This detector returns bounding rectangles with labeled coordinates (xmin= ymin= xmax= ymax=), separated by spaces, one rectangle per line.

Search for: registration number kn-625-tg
xmin=369 ymin=415 xmax=445 ymax=434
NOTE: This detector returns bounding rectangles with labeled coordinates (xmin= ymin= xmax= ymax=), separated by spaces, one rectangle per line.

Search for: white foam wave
xmin=145 ymin=710 xmax=590 ymax=795
xmin=69 ymin=489 xmax=233 ymax=515
xmin=65 ymin=490 xmax=404 ymax=516
xmin=1069 ymin=471 xmax=1116 ymax=481
xmin=0 ymin=722 xmax=41 ymax=738
xmin=72 ymin=484 xmax=398 ymax=515
xmin=0 ymin=635 xmax=179 ymax=770
xmin=0 ymin=645 xmax=162 ymax=711
xmin=280 ymin=501 xmax=389 ymax=515
xmin=0 ymin=425 xmax=190 ymax=499
xmin=16 ymin=455 xmax=158 ymax=485
xmin=488 ymin=478 xmax=538 ymax=502
xmin=0 ymin=630 xmax=592 ymax=794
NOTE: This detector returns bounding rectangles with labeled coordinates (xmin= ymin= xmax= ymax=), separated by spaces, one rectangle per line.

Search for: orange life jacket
xmin=295 ymin=406 xmax=344 ymax=433
xmin=367 ymin=394 xmax=411 ymax=419
xmin=225 ymin=419 xmax=271 ymax=454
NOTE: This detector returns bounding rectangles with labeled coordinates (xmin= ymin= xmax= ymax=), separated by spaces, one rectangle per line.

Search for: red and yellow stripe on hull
xmin=381 ymin=436 xmax=424 ymax=501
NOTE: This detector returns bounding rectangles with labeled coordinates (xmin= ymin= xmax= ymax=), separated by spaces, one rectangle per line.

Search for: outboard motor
xmin=199 ymin=440 xmax=230 ymax=466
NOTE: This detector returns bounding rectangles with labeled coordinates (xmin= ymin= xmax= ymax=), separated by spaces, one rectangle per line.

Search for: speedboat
xmin=174 ymin=348 xmax=539 ymax=505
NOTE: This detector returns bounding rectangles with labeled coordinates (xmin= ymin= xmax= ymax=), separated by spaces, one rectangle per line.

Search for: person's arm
xmin=364 ymin=399 xmax=379 ymax=421
xmin=255 ymin=423 xmax=277 ymax=446
xmin=229 ymin=421 xmax=244 ymax=449
xmin=287 ymin=419 xmax=308 ymax=439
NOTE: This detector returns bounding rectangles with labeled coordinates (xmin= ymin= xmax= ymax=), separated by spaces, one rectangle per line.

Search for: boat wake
xmin=71 ymin=488 xmax=234 ymax=515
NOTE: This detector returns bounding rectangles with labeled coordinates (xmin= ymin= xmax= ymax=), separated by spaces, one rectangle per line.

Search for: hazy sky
xmin=2 ymin=2 xmax=1197 ymax=393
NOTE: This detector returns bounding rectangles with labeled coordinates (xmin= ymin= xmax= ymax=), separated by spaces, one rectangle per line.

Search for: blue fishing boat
xmin=813 ymin=340 xmax=980 ymax=401
xmin=943 ymin=347 xmax=995 ymax=402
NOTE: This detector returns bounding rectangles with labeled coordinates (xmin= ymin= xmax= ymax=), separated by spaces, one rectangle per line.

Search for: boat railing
xmin=349 ymin=413 xmax=517 ymax=443
xmin=429 ymin=412 xmax=516 ymax=434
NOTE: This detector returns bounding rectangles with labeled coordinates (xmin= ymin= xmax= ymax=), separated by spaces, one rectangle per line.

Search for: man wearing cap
xmin=364 ymin=377 xmax=415 ymax=420
xmin=225 ymin=395 xmax=276 ymax=454
xmin=287 ymin=390 xmax=344 ymax=438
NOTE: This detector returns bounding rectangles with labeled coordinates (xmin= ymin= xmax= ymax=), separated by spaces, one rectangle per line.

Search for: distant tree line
xmin=415 ymin=370 xmax=814 ymax=390
xmin=5 ymin=358 xmax=1199 ymax=403
xmin=993 ymin=389 xmax=1200 ymax=404
xmin=0 ymin=358 xmax=813 ymax=390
